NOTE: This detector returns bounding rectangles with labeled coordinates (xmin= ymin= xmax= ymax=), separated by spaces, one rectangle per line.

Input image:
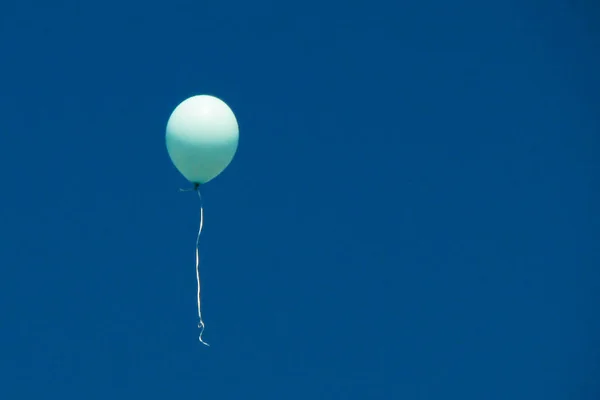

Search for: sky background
xmin=1 ymin=0 xmax=599 ymax=399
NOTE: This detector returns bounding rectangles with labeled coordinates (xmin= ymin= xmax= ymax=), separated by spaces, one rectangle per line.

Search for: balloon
xmin=166 ymin=95 xmax=239 ymax=184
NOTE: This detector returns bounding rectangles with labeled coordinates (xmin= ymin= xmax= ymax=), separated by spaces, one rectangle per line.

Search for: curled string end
xmin=198 ymin=321 xmax=210 ymax=346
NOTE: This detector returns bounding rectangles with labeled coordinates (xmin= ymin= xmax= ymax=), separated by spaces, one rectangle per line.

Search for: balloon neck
xmin=193 ymin=183 xmax=200 ymax=190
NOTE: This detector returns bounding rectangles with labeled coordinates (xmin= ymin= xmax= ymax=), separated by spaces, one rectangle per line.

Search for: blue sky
xmin=1 ymin=0 xmax=598 ymax=399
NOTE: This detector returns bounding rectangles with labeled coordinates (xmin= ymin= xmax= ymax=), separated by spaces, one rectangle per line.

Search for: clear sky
xmin=1 ymin=0 xmax=599 ymax=399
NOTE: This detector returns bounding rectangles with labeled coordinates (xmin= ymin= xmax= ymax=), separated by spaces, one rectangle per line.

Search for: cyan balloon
xmin=166 ymin=95 xmax=239 ymax=184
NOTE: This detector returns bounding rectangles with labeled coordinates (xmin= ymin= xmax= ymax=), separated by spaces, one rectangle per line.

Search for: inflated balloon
xmin=165 ymin=94 xmax=239 ymax=347
xmin=166 ymin=95 xmax=239 ymax=184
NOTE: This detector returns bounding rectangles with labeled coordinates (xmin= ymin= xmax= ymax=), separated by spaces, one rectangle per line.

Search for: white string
xmin=195 ymin=186 xmax=209 ymax=346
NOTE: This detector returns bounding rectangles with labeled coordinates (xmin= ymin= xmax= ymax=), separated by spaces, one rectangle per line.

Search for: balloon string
xmin=195 ymin=185 xmax=209 ymax=346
